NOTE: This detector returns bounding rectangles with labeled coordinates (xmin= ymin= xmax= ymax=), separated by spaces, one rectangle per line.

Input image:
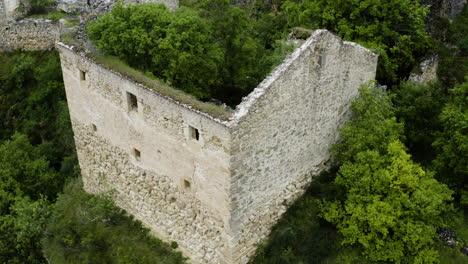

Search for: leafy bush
xmin=322 ymin=141 xmax=453 ymax=263
xmin=322 ymin=85 xmax=454 ymax=263
xmin=0 ymin=51 xmax=77 ymax=264
xmin=88 ymin=0 xmax=294 ymax=105
xmin=0 ymin=197 xmax=51 ymax=264
xmin=88 ymin=3 xmax=222 ymax=100
xmin=432 ymin=80 xmax=468 ymax=205
xmin=392 ymin=81 xmax=447 ymax=164
xmin=332 ymin=83 xmax=404 ymax=163
xmin=433 ymin=5 xmax=468 ymax=88
xmin=42 ymin=181 xmax=187 ymax=264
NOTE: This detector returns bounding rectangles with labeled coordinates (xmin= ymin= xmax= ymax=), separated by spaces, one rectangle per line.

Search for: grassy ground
xmin=26 ymin=10 xmax=69 ymax=21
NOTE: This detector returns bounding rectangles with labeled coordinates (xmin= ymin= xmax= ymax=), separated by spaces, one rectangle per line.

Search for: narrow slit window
xmin=127 ymin=92 xmax=138 ymax=112
xmin=90 ymin=123 xmax=97 ymax=132
xmin=80 ymin=70 xmax=87 ymax=81
xmin=133 ymin=148 xmax=141 ymax=161
xmin=183 ymin=179 xmax=191 ymax=190
xmin=189 ymin=126 xmax=200 ymax=141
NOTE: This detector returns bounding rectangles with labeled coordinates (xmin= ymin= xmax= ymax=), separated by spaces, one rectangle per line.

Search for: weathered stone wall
xmin=57 ymin=0 xmax=179 ymax=16
xmin=227 ymin=30 xmax=378 ymax=263
xmin=0 ymin=19 xmax=60 ymax=51
xmin=422 ymin=0 xmax=466 ymax=19
xmin=58 ymin=44 xmax=232 ymax=264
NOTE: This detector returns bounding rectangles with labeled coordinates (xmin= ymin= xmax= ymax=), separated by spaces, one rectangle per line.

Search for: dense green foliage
xmin=433 ymin=81 xmax=468 ymax=205
xmin=431 ymin=6 xmax=468 ymax=88
xmin=88 ymin=0 xmax=293 ymax=105
xmin=88 ymin=3 xmax=223 ymax=100
xmin=0 ymin=51 xmax=76 ymax=264
xmin=323 ymin=85 xmax=453 ymax=263
xmin=0 ymin=51 xmax=76 ymax=178
xmin=43 ymin=181 xmax=186 ymax=264
xmin=282 ymin=0 xmax=430 ymax=85
xmin=323 ymin=141 xmax=453 ymax=263
xmin=332 ymin=84 xmax=404 ymax=163
xmin=392 ymin=81 xmax=447 ymax=164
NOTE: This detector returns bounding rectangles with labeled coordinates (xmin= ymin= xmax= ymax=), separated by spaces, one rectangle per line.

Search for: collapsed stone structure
xmin=0 ymin=18 xmax=61 ymax=51
xmin=57 ymin=29 xmax=378 ymax=263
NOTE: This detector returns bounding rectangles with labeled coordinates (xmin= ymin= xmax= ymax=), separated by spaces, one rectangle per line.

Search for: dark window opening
xmin=189 ymin=126 xmax=200 ymax=141
xmin=133 ymin=148 xmax=141 ymax=161
xmin=127 ymin=92 xmax=138 ymax=111
xmin=183 ymin=179 xmax=191 ymax=190
xmin=91 ymin=123 xmax=97 ymax=132
xmin=80 ymin=70 xmax=87 ymax=81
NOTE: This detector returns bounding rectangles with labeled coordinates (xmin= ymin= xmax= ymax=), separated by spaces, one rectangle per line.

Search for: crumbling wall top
xmin=228 ymin=29 xmax=378 ymax=127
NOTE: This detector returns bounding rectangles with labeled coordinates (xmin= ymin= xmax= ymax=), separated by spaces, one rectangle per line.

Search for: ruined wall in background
xmin=57 ymin=0 xmax=179 ymax=19
xmin=57 ymin=44 xmax=233 ymax=264
xmin=228 ymin=30 xmax=378 ymax=263
xmin=0 ymin=19 xmax=60 ymax=51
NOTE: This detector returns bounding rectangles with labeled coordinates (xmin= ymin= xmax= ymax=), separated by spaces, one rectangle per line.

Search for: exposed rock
xmin=422 ymin=0 xmax=467 ymax=20
xmin=408 ymin=56 xmax=438 ymax=84
xmin=56 ymin=0 xmax=88 ymax=13
xmin=438 ymin=227 xmax=458 ymax=246
xmin=462 ymin=245 xmax=468 ymax=255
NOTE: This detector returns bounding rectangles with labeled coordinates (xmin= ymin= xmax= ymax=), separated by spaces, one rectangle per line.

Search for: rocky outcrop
xmin=422 ymin=0 xmax=467 ymax=20
xmin=408 ymin=56 xmax=438 ymax=84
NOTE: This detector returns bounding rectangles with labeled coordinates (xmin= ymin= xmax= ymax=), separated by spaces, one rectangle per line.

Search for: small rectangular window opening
xmin=90 ymin=123 xmax=97 ymax=132
xmin=183 ymin=179 xmax=191 ymax=190
xmin=133 ymin=148 xmax=141 ymax=161
xmin=189 ymin=126 xmax=200 ymax=141
xmin=80 ymin=70 xmax=87 ymax=81
xmin=127 ymin=92 xmax=138 ymax=111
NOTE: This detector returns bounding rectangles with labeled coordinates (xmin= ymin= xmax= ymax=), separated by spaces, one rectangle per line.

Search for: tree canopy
xmin=282 ymin=0 xmax=430 ymax=85
xmin=87 ymin=1 xmax=294 ymax=105
xmin=322 ymin=85 xmax=454 ymax=263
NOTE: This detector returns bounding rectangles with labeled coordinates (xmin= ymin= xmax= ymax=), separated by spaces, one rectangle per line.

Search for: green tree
xmin=282 ymin=0 xmax=430 ymax=85
xmin=0 ymin=197 xmax=51 ymax=264
xmin=332 ymin=83 xmax=404 ymax=163
xmin=321 ymin=141 xmax=453 ymax=263
xmin=43 ymin=181 xmax=186 ymax=264
xmin=432 ymin=5 xmax=468 ymax=88
xmin=0 ymin=51 xmax=77 ymax=178
xmin=88 ymin=2 xmax=223 ymax=100
xmin=0 ymin=134 xmax=59 ymax=214
xmin=197 ymin=0 xmax=266 ymax=103
xmin=432 ymin=80 xmax=468 ymax=205
xmin=392 ymin=81 xmax=447 ymax=164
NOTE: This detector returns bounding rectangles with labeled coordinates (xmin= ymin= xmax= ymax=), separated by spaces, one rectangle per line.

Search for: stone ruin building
xmin=57 ymin=29 xmax=378 ymax=263
xmin=1 ymin=0 xmax=379 ymax=262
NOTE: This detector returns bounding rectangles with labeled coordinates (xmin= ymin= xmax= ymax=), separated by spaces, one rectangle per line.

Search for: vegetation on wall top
xmin=87 ymin=0 xmax=295 ymax=106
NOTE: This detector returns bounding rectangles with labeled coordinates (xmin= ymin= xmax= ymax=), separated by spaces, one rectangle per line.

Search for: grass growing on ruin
xmin=27 ymin=10 xmax=69 ymax=21
xmin=87 ymin=54 xmax=233 ymax=121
